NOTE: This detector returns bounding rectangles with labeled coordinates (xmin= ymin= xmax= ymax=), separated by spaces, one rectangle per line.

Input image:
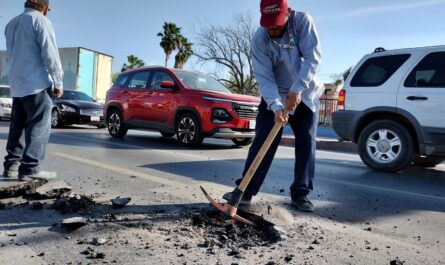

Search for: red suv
xmin=104 ymin=67 xmax=260 ymax=147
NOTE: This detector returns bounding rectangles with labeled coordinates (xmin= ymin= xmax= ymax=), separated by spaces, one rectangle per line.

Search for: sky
xmin=1 ymin=0 xmax=445 ymax=83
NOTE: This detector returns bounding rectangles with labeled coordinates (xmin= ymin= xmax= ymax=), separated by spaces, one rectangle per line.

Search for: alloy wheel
xmin=366 ymin=129 xmax=402 ymax=164
xmin=177 ymin=117 xmax=196 ymax=144
xmin=51 ymin=110 xmax=59 ymax=127
xmin=108 ymin=113 xmax=121 ymax=136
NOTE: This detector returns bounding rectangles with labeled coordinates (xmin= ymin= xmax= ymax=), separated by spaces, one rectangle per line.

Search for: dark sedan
xmin=51 ymin=90 xmax=105 ymax=128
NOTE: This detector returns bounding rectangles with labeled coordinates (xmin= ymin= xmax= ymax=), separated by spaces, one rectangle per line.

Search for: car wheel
xmin=358 ymin=120 xmax=414 ymax=173
xmin=176 ymin=113 xmax=203 ymax=147
xmin=413 ymin=155 xmax=445 ymax=168
xmin=160 ymin=132 xmax=175 ymax=138
xmin=231 ymin=137 xmax=253 ymax=146
xmin=51 ymin=109 xmax=63 ymax=128
xmin=107 ymin=109 xmax=127 ymax=138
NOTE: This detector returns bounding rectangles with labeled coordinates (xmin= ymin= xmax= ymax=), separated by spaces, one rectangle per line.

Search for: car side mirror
xmin=160 ymin=81 xmax=175 ymax=89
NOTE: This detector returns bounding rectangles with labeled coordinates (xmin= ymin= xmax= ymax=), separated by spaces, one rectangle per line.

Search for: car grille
xmin=0 ymin=103 xmax=12 ymax=108
xmin=232 ymin=103 xmax=259 ymax=119
xmin=80 ymin=109 xmax=103 ymax=116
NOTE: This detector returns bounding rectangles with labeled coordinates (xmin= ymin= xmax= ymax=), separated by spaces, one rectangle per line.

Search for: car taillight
xmin=338 ymin=89 xmax=346 ymax=110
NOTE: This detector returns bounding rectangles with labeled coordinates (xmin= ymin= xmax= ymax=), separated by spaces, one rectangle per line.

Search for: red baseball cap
xmin=27 ymin=0 xmax=49 ymax=7
xmin=260 ymin=0 xmax=289 ymax=27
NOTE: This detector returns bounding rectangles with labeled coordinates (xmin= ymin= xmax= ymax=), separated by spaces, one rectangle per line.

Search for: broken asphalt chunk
xmin=52 ymin=194 xmax=95 ymax=214
xmin=0 ymin=180 xmax=47 ymax=199
xmin=390 ymin=258 xmax=404 ymax=265
xmin=87 ymin=251 xmax=105 ymax=259
xmin=90 ymin=237 xmax=107 ymax=246
xmin=25 ymin=181 xmax=72 ymax=199
xmin=61 ymin=217 xmax=88 ymax=230
xmin=111 ymin=197 xmax=131 ymax=209
xmin=31 ymin=202 xmax=44 ymax=210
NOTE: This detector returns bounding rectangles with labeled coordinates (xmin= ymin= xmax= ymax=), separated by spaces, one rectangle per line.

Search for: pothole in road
xmin=191 ymin=209 xmax=283 ymax=249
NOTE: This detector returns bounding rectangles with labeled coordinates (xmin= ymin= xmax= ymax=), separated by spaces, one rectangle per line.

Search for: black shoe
xmin=222 ymin=190 xmax=252 ymax=205
xmin=292 ymin=196 xmax=314 ymax=212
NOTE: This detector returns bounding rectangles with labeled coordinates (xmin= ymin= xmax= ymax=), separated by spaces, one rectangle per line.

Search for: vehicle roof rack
xmin=374 ymin=47 xmax=386 ymax=53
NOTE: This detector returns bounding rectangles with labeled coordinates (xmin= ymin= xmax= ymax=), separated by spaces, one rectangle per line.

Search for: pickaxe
xmin=201 ymin=109 xmax=289 ymax=225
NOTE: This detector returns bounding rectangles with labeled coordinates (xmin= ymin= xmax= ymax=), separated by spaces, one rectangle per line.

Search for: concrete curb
xmin=280 ymin=136 xmax=358 ymax=154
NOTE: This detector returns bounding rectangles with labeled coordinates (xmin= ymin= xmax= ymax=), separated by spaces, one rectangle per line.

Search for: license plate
xmin=90 ymin=116 xmax=100 ymax=122
xmin=248 ymin=120 xmax=256 ymax=129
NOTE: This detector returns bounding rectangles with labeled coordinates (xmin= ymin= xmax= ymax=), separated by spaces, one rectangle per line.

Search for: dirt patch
xmin=191 ymin=209 xmax=283 ymax=249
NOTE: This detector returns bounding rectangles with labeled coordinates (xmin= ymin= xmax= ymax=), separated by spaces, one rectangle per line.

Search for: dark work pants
xmin=237 ymin=98 xmax=317 ymax=199
xmin=3 ymin=88 xmax=52 ymax=175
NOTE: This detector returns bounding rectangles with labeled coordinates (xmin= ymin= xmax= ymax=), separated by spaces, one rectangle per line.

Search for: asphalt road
xmin=0 ymin=122 xmax=444 ymax=264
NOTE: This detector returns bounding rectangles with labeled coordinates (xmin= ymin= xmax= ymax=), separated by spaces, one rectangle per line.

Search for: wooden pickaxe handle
xmin=227 ymin=108 xmax=290 ymax=208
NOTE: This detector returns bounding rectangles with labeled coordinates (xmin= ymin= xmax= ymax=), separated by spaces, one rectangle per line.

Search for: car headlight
xmin=61 ymin=104 xmax=76 ymax=113
xmin=212 ymin=108 xmax=232 ymax=124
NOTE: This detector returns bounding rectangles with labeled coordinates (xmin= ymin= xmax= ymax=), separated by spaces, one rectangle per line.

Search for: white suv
xmin=332 ymin=46 xmax=445 ymax=172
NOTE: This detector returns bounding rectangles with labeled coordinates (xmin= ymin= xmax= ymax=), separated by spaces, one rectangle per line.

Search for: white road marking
xmin=52 ymin=151 xmax=232 ymax=191
xmin=52 ymin=152 xmax=180 ymax=187
xmin=50 ymin=133 xmax=445 ymax=202
xmin=50 ymin=133 xmax=220 ymax=161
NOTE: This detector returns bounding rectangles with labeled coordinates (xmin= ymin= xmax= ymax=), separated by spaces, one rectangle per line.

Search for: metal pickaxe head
xmin=200 ymin=186 xmax=255 ymax=226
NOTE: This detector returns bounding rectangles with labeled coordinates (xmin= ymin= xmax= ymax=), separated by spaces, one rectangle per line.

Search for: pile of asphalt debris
xmin=0 ymin=181 xmax=410 ymax=263
xmin=1 ymin=180 xmax=283 ymax=249
xmin=191 ymin=209 xmax=283 ymax=249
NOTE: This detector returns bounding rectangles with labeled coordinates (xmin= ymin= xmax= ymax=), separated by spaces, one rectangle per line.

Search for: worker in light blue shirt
xmin=3 ymin=0 xmax=64 ymax=181
xmin=224 ymin=0 xmax=324 ymax=212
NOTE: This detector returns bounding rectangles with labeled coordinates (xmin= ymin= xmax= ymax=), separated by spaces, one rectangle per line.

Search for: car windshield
xmin=61 ymin=90 xmax=94 ymax=102
xmin=173 ymin=70 xmax=232 ymax=93
xmin=0 ymin=87 xmax=10 ymax=98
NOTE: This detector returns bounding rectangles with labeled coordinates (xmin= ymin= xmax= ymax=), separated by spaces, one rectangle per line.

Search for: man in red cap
xmin=224 ymin=0 xmax=324 ymax=212
xmin=3 ymin=0 xmax=63 ymax=181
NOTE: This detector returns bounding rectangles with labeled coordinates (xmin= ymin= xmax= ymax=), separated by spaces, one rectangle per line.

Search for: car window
xmin=173 ymin=70 xmax=232 ymax=93
xmin=114 ymin=74 xmax=129 ymax=87
xmin=61 ymin=91 xmax=94 ymax=102
xmin=350 ymin=54 xmax=410 ymax=87
xmin=150 ymin=71 xmax=174 ymax=90
xmin=128 ymin=71 xmax=150 ymax=89
xmin=0 ymin=87 xmax=10 ymax=98
xmin=404 ymin=52 xmax=445 ymax=88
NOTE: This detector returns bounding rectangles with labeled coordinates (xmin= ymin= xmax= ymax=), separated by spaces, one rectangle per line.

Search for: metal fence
xmin=319 ymin=98 xmax=338 ymax=125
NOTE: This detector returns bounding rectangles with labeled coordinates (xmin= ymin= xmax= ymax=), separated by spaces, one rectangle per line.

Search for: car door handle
xmin=407 ymin=96 xmax=428 ymax=101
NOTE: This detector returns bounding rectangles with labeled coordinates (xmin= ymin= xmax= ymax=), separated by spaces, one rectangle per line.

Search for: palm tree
xmin=121 ymin=55 xmax=145 ymax=72
xmin=157 ymin=22 xmax=182 ymax=67
xmin=174 ymin=37 xmax=193 ymax=69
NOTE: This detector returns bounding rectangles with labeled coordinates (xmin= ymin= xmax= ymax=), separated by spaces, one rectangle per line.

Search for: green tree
xmin=194 ymin=12 xmax=257 ymax=95
xmin=174 ymin=37 xmax=193 ymax=69
xmin=157 ymin=22 xmax=182 ymax=67
xmin=121 ymin=55 xmax=145 ymax=72
xmin=333 ymin=67 xmax=353 ymax=88
xmin=111 ymin=72 xmax=120 ymax=83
